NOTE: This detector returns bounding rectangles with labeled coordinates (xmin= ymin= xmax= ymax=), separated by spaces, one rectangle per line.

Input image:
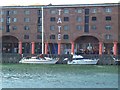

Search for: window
xmin=85 ymin=9 xmax=89 ymax=15
xmin=85 ymin=16 xmax=89 ymax=23
xmin=105 ymin=8 xmax=112 ymax=13
xmin=24 ymin=18 xmax=30 ymax=22
xmin=24 ymin=10 xmax=30 ymax=14
xmin=105 ymin=25 xmax=112 ymax=30
xmin=38 ymin=10 xmax=42 ymax=15
xmin=50 ymin=9 xmax=56 ymax=14
xmin=92 ymin=17 xmax=97 ymax=21
xmin=12 ymin=18 xmax=17 ymax=22
xmin=0 ymin=26 xmax=4 ymax=30
xmin=106 ymin=16 xmax=111 ymax=21
xmin=0 ymin=10 xmax=5 ymax=15
xmin=12 ymin=26 xmax=17 ymax=30
xmin=64 ymin=17 xmax=69 ymax=21
xmin=50 ymin=35 xmax=55 ymax=39
xmin=37 ymin=35 xmax=42 ymax=39
xmin=84 ymin=24 xmax=89 ymax=33
xmin=6 ymin=25 xmax=10 ymax=32
xmin=76 ymin=25 xmax=82 ymax=30
xmin=11 ymin=10 xmax=17 ymax=14
xmin=24 ymin=35 xmax=29 ymax=39
xmin=38 ymin=17 xmax=42 ymax=23
xmin=91 ymin=8 xmax=97 ymax=13
xmin=24 ymin=26 xmax=30 ymax=30
xmin=76 ymin=9 xmax=82 ymax=13
xmin=64 ymin=9 xmax=69 ymax=14
xmin=105 ymin=34 xmax=112 ymax=40
xmin=7 ymin=17 xmax=10 ymax=23
xmin=50 ymin=17 xmax=56 ymax=22
xmin=91 ymin=25 xmax=97 ymax=30
xmin=64 ymin=25 xmax=69 ymax=30
xmin=76 ymin=17 xmax=82 ymax=22
xmin=0 ymin=18 xmax=4 ymax=22
xmin=50 ymin=25 xmax=55 ymax=30
xmin=63 ymin=35 xmax=69 ymax=39
xmin=38 ymin=25 xmax=42 ymax=32
xmin=6 ymin=11 xmax=10 ymax=15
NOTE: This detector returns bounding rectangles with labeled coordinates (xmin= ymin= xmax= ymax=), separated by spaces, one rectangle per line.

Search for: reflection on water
xmin=1 ymin=64 xmax=118 ymax=88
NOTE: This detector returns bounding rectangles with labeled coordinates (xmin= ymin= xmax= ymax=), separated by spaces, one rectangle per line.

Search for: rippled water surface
xmin=1 ymin=64 xmax=119 ymax=88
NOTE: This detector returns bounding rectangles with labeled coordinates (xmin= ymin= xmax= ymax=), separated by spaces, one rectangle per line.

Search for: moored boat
xmin=19 ymin=55 xmax=59 ymax=64
xmin=64 ymin=54 xmax=99 ymax=65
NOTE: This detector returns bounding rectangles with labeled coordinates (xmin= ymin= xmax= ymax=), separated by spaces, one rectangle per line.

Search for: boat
xmin=112 ymin=57 xmax=120 ymax=65
xmin=64 ymin=54 xmax=99 ymax=64
xmin=114 ymin=59 xmax=120 ymax=65
xmin=19 ymin=55 xmax=59 ymax=64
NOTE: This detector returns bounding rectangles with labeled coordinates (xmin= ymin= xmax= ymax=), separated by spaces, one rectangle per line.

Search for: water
xmin=1 ymin=64 xmax=119 ymax=88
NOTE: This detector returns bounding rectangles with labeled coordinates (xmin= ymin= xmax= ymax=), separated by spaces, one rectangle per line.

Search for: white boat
xmin=65 ymin=55 xmax=99 ymax=65
xmin=114 ymin=59 xmax=120 ymax=65
xmin=19 ymin=56 xmax=59 ymax=64
xmin=112 ymin=57 xmax=120 ymax=65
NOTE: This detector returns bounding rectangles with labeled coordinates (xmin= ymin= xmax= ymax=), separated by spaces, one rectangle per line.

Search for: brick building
xmin=0 ymin=3 xmax=119 ymax=55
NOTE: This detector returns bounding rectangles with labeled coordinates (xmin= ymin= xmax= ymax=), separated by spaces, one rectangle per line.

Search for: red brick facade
xmin=0 ymin=3 xmax=119 ymax=55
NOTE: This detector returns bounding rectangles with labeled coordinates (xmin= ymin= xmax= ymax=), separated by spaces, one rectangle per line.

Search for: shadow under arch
xmin=74 ymin=35 xmax=99 ymax=54
xmin=2 ymin=35 xmax=19 ymax=53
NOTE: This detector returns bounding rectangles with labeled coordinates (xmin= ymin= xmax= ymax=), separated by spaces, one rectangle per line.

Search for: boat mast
xmin=41 ymin=7 xmax=44 ymax=54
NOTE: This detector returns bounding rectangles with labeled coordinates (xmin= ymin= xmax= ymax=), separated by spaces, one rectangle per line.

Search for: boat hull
xmin=19 ymin=58 xmax=58 ymax=64
xmin=68 ymin=59 xmax=98 ymax=65
xmin=114 ymin=60 xmax=120 ymax=65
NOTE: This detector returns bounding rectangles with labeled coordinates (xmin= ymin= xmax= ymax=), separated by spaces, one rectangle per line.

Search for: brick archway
xmin=2 ymin=35 xmax=19 ymax=53
xmin=74 ymin=36 xmax=99 ymax=54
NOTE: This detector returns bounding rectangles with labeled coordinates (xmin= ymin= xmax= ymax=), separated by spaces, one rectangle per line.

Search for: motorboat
xmin=114 ymin=59 xmax=120 ymax=65
xmin=19 ymin=55 xmax=59 ymax=64
xmin=112 ymin=57 xmax=120 ymax=65
xmin=64 ymin=54 xmax=99 ymax=65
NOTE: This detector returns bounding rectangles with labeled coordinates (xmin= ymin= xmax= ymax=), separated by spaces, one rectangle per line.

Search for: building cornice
xmin=1 ymin=3 xmax=119 ymax=9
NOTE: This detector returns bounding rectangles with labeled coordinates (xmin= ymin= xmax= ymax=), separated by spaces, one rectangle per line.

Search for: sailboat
xmin=19 ymin=7 xmax=59 ymax=64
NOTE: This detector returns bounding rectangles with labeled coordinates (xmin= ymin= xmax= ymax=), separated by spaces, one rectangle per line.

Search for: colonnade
xmin=18 ymin=41 xmax=118 ymax=56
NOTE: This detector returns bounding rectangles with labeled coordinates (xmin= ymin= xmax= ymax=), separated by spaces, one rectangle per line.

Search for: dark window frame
xmin=63 ymin=34 xmax=69 ymax=39
xmin=64 ymin=17 xmax=69 ymax=22
xmin=50 ymin=17 xmax=56 ymax=22
xmin=24 ymin=35 xmax=29 ymax=39
xmin=92 ymin=17 xmax=97 ymax=21
xmin=50 ymin=35 xmax=55 ymax=39
xmin=106 ymin=16 xmax=111 ymax=21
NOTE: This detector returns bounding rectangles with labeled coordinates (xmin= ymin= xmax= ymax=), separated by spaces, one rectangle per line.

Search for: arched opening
xmin=2 ymin=36 xmax=19 ymax=53
xmin=74 ymin=36 xmax=99 ymax=54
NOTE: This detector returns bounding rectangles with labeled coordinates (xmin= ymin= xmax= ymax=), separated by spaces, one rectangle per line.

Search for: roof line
xmin=1 ymin=3 xmax=119 ymax=8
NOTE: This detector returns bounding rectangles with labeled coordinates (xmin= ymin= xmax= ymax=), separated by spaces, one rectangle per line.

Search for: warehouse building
xmin=0 ymin=3 xmax=119 ymax=56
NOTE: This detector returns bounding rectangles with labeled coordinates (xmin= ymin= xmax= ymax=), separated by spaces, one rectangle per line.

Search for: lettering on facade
xmin=57 ymin=18 xmax=62 ymax=24
xmin=58 ymin=26 xmax=61 ymax=33
xmin=58 ymin=34 xmax=61 ymax=40
xmin=57 ymin=9 xmax=62 ymax=40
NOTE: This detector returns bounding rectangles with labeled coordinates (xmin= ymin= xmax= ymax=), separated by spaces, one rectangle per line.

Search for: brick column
xmin=18 ymin=41 xmax=22 ymax=54
xmin=71 ymin=42 xmax=74 ymax=55
xmin=113 ymin=41 xmax=117 ymax=56
xmin=31 ymin=42 xmax=35 ymax=54
xmin=45 ymin=42 xmax=48 ymax=54
xmin=58 ymin=42 xmax=61 ymax=55
xmin=99 ymin=42 xmax=103 ymax=55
